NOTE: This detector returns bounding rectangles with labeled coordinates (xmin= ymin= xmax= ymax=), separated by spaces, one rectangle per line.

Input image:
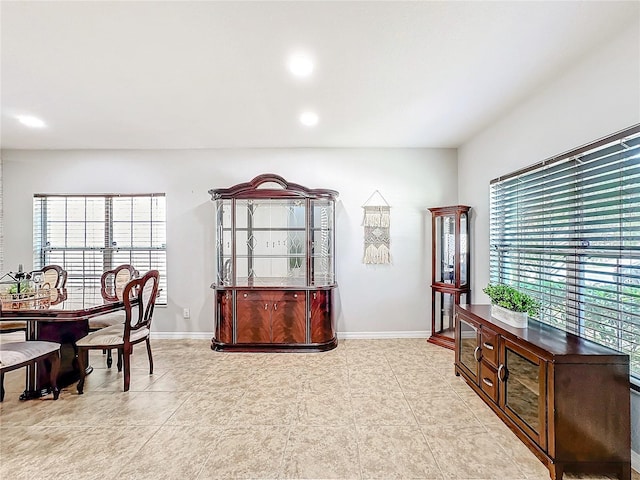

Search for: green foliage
xmin=483 ymin=284 xmax=540 ymax=317
xmin=7 ymin=281 xmax=32 ymax=294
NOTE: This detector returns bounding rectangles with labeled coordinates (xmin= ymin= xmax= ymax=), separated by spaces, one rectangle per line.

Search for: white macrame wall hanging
xmin=362 ymin=190 xmax=391 ymax=265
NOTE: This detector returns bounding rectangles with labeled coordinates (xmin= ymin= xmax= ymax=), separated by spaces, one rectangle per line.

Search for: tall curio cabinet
xmin=209 ymin=174 xmax=338 ymax=352
xmin=428 ymin=205 xmax=471 ymax=349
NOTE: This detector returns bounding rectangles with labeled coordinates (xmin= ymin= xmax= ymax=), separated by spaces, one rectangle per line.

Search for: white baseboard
xmin=151 ymin=331 xmax=431 ymax=340
xmin=632 ymin=449 xmax=640 ymax=473
xmin=337 ymin=331 xmax=430 ymax=339
xmin=151 ymin=331 xmax=213 ymax=340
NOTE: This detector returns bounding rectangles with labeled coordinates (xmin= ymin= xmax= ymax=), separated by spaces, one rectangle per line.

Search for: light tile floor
xmin=0 ymin=338 xmax=637 ymax=480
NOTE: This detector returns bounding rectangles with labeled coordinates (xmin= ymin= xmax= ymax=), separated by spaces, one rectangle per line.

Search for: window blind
xmin=33 ymin=194 xmax=167 ymax=304
xmin=490 ymin=125 xmax=640 ymax=380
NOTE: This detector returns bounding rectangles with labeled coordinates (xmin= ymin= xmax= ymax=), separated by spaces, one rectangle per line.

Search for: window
xmin=33 ymin=194 xmax=167 ymax=304
xmin=490 ymin=125 xmax=640 ymax=380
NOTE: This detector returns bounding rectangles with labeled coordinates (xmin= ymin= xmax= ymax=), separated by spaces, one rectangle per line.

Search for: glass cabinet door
xmin=433 ymin=290 xmax=454 ymax=336
xmin=435 ymin=214 xmax=456 ymax=284
xmin=459 ymin=212 xmax=468 ymax=287
xmin=456 ymin=315 xmax=479 ymax=382
xmin=433 ymin=291 xmax=468 ymax=347
xmin=311 ymin=199 xmax=335 ymax=286
xmin=234 ymin=199 xmax=307 ymax=286
xmin=501 ymin=339 xmax=546 ymax=448
xmin=216 ymin=199 xmax=233 ymax=285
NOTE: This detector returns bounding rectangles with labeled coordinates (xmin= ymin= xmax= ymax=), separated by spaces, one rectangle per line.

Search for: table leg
xmin=20 ymin=319 xmax=92 ymax=400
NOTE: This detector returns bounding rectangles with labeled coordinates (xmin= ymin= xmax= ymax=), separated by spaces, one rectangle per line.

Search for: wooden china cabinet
xmin=428 ymin=205 xmax=470 ymax=349
xmin=209 ymin=174 xmax=338 ymax=352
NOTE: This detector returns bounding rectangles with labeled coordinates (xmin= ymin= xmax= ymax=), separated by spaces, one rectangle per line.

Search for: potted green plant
xmin=482 ymin=283 xmax=540 ymax=328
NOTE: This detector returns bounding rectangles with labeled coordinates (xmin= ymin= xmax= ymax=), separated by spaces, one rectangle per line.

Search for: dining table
xmin=0 ymin=286 xmax=127 ymax=399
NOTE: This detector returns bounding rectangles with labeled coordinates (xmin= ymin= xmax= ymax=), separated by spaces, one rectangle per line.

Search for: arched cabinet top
xmin=209 ymin=174 xmax=338 ymax=200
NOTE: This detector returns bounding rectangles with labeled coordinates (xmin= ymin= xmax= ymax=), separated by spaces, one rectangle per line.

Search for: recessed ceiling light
xmin=300 ymin=111 xmax=319 ymax=127
xmin=16 ymin=115 xmax=46 ymax=128
xmin=288 ymin=54 xmax=314 ymax=77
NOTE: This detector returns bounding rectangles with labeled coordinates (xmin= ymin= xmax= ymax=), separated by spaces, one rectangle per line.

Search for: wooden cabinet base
xmin=426 ymin=333 xmax=455 ymax=350
xmin=211 ymin=336 xmax=337 ymax=353
xmin=213 ymin=287 xmax=337 ymax=352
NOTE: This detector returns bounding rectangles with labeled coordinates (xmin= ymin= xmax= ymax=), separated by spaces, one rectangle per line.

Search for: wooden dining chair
xmin=99 ymin=264 xmax=139 ymax=302
xmin=76 ymin=270 xmax=159 ymax=393
xmin=0 ymin=317 xmax=61 ymax=401
xmin=41 ymin=265 xmax=68 ymax=289
xmin=89 ymin=264 xmax=139 ymax=368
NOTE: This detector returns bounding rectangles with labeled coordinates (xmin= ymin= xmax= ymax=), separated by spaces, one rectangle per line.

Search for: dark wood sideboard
xmin=455 ymin=304 xmax=631 ymax=480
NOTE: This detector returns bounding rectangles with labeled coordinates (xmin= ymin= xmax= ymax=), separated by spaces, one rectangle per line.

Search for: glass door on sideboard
xmin=456 ymin=314 xmax=479 ymax=383
xmin=501 ymin=338 xmax=546 ymax=447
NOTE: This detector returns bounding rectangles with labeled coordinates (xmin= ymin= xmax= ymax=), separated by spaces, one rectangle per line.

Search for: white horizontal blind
xmin=490 ymin=125 xmax=640 ymax=379
xmin=33 ymin=194 xmax=167 ymax=304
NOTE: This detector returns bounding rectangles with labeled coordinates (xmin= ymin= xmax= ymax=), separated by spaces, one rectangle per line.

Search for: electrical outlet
xmin=183 ymin=308 xmax=190 ymax=319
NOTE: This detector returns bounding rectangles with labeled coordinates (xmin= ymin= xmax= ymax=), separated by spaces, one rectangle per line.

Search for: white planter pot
xmin=491 ymin=304 xmax=528 ymax=328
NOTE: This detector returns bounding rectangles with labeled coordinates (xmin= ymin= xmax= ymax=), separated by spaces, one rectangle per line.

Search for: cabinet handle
xmin=482 ymin=378 xmax=494 ymax=387
xmin=243 ymin=293 xmax=247 ymax=298
xmin=498 ymin=364 xmax=508 ymax=382
xmin=294 ymin=293 xmax=298 ymax=298
xmin=483 ymin=342 xmax=494 ymax=351
xmin=274 ymin=303 xmax=278 ymax=311
xmin=264 ymin=303 xmax=268 ymax=310
xmin=473 ymin=346 xmax=481 ymax=362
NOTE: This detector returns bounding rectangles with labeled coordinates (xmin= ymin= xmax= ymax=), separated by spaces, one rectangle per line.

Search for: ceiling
xmin=1 ymin=1 xmax=638 ymax=150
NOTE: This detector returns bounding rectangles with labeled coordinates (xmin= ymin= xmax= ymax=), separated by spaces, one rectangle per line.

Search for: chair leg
xmin=106 ymin=349 xmax=113 ymax=368
xmin=0 ymin=372 xmax=4 ymax=402
xmin=117 ymin=350 xmax=123 ymax=372
xmin=76 ymin=348 xmax=87 ymax=394
xmin=123 ymin=350 xmax=131 ymax=392
xmin=49 ymin=351 xmax=60 ymax=400
xmin=146 ymin=338 xmax=154 ymax=375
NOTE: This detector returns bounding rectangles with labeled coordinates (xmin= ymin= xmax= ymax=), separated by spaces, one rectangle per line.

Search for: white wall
xmin=1 ymin=148 xmax=457 ymax=337
xmin=458 ymin=23 xmax=640 ymax=457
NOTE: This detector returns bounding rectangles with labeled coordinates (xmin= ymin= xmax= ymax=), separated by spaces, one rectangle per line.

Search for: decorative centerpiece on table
xmin=0 ymin=267 xmax=51 ymax=310
xmin=482 ymin=283 xmax=540 ymax=328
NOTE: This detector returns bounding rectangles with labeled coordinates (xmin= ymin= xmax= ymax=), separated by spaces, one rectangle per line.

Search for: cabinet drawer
xmin=480 ymin=362 xmax=498 ymax=404
xmin=481 ymin=328 xmax=498 ymax=367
